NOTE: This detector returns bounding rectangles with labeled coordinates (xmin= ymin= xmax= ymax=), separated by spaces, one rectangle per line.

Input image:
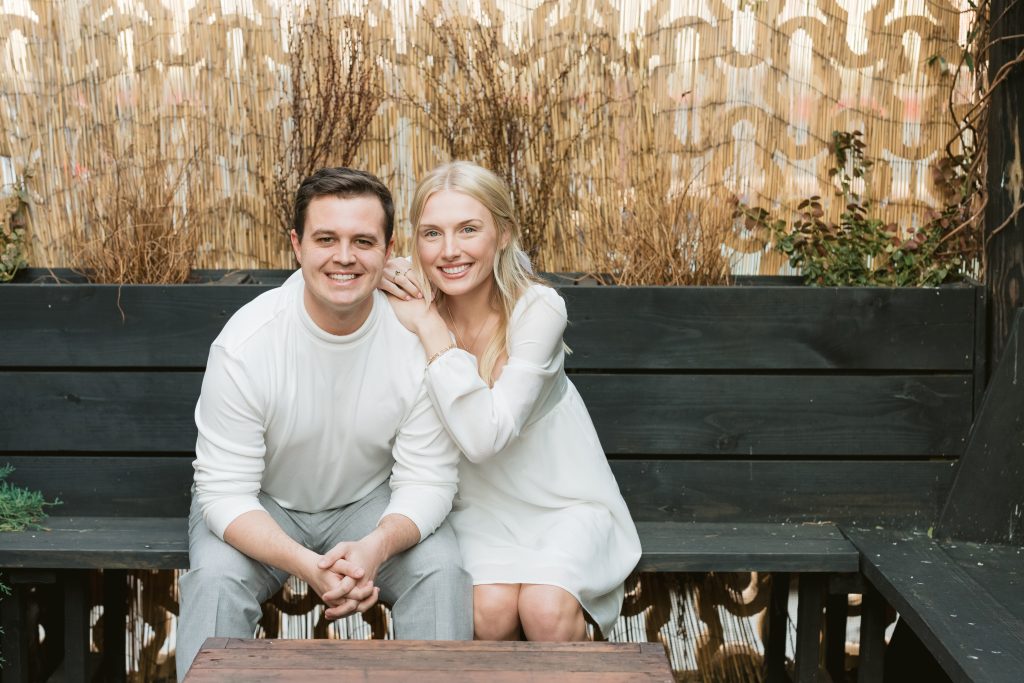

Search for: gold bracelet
xmin=427 ymin=344 xmax=457 ymax=366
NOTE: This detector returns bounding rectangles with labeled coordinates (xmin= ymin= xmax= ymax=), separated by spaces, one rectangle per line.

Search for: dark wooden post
xmin=985 ymin=0 xmax=1024 ymax=367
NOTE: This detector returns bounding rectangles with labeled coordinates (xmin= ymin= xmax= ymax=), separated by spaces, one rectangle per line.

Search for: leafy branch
xmin=735 ymin=131 xmax=981 ymax=286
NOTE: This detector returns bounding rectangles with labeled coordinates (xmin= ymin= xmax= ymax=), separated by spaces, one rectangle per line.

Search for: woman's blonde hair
xmin=410 ymin=161 xmax=540 ymax=384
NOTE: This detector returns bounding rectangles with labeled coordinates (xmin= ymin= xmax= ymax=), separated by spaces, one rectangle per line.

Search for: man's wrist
xmin=290 ymin=546 xmax=327 ymax=585
xmin=360 ymin=528 xmax=392 ymax=565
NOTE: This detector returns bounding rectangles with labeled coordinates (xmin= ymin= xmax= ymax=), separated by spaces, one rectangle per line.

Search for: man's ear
xmin=385 ymin=237 xmax=395 ymax=260
xmin=289 ymin=229 xmax=302 ymax=264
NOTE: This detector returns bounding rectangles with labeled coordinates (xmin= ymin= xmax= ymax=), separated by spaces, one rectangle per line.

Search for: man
xmin=176 ymin=168 xmax=472 ymax=680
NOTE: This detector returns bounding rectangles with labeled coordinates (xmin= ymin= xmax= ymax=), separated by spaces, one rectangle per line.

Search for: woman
xmin=384 ymin=161 xmax=641 ymax=640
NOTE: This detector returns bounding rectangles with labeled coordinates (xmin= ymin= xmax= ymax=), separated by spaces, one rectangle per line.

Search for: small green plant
xmin=0 ymin=464 xmax=59 ymax=532
xmin=735 ymin=130 xmax=980 ymax=286
xmin=1 ymin=188 xmax=29 ymax=282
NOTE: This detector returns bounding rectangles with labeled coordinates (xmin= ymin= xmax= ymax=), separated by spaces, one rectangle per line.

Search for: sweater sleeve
xmin=424 ymin=286 xmax=567 ymax=463
xmin=192 ymin=345 xmax=268 ymax=540
xmin=382 ymin=381 xmax=461 ymax=540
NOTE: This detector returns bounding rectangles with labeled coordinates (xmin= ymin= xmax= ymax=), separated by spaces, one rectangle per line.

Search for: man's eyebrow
xmin=308 ymin=228 xmax=380 ymax=241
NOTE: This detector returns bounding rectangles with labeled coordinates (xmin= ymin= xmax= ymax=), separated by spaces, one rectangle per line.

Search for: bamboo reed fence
xmin=1 ymin=0 xmax=975 ymax=280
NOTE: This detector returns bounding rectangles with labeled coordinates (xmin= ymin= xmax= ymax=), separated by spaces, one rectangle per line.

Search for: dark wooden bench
xmin=0 ymin=271 xmax=987 ymax=682
xmin=840 ymin=309 xmax=1024 ymax=683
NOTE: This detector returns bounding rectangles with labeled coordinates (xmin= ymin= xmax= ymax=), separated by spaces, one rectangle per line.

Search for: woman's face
xmin=417 ymin=189 xmax=504 ymax=298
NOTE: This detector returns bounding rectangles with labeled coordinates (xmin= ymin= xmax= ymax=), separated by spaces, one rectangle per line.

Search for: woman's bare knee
xmin=473 ymin=584 xmax=522 ymax=640
xmin=518 ymin=585 xmax=587 ymax=641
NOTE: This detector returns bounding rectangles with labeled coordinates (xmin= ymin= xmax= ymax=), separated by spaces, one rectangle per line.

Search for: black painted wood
xmin=985 ymin=0 xmax=1024 ymax=368
xmin=856 ymin=582 xmax=886 ymax=683
xmin=845 ymin=527 xmax=1024 ymax=682
xmin=612 ymin=459 xmax=956 ymax=526
xmin=941 ymin=542 xmax=1024 ymax=623
xmin=0 ymin=372 xmax=203 ymax=452
xmin=0 ymin=517 xmax=187 ymax=569
xmin=794 ymin=573 xmax=825 ymax=683
xmin=0 ymin=284 xmax=275 ymax=368
xmin=576 ymin=374 xmax=973 ymax=457
xmin=825 ymin=592 xmax=848 ymax=683
xmin=560 ymin=284 xmax=978 ymax=371
xmin=103 ymin=570 xmax=128 ymax=683
xmin=764 ymin=573 xmax=788 ymax=683
xmin=63 ymin=570 xmax=88 ymax=683
xmin=972 ymin=286 xmax=988 ymax=412
xmin=633 ymin=522 xmax=858 ymax=572
xmin=0 ymin=455 xmax=957 ymax=526
xmin=938 ymin=309 xmax=1024 ymax=544
xmin=0 ymin=280 xmax=981 ymax=371
xmin=0 ymin=371 xmax=972 ymax=457
xmin=0 ymin=456 xmax=193 ymax=517
xmin=0 ymin=517 xmax=858 ymax=573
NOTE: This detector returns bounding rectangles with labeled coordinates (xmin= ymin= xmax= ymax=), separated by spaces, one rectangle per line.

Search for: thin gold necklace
xmin=443 ymin=303 xmax=491 ymax=352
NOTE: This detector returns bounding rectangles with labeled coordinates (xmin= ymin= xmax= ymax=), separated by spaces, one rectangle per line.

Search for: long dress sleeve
xmin=424 ymin=286 xmax=567 ymax=463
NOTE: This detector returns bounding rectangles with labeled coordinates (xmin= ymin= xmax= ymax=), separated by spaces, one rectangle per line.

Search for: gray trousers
xmin=176 ymin=481 xmax=472 ymax=680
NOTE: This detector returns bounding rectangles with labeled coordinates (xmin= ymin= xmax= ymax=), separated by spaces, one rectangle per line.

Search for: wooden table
xmin=184 ymin=638 xmax=675 ymax=682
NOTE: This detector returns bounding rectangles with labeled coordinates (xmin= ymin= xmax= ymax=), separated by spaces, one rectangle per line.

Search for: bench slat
xmin=941 ymin=542 xmax=1024 ymax=622
xmin=0 ymin=517 xmax=187 ymax=569
xmin=614 ymin=459 xmax=955 ymax=526
xmin=0 ymin=456 xmax=955 ymax=526
xmin=561 ymin=285 xmax=978 ymax=370
xmin=634 ymin=522 xmax=858 ymax=572
xmin=0 ymin=372 xmax=973 ymax=457
xmin=0 ymin=283 xmax=978 ymax=371
xmin=0 ymin=517 xmax=857 ymax=573
xmin=577 ymin=374 xmax=973 ymax=456
xmin=844 ymin=527 xmax=1024 ymax=683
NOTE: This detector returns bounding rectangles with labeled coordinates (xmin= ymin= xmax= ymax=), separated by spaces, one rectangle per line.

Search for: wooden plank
xmin=0 ymin=456 xmax=955 ymax=527
xmin=0 ymin=372 xmax=973 ymax=457
xmin=63 ymin=570 xmax=89 ymax=683
xmin=856 ymin=582 xmax=886 ymax=683
xmin=613 ymin=460 xmax=955 ymax=526
xmin=0 ymin=456 xmax=193 ymax=517
xmin=576 ymin=374 xmax=973 ymax=457
xmin=0 ymin=517 xmax=187 ymax=569
xmin=185 ymin=671 xmax=665 ymax=682
xmin=0 ymin=283 xmax=275 ymax=368
xmin=845 ymin=527 xmax=1024 ymax=683
xmin=0 ymin=518 xmax=857 ymax=573
xmin=0 ymin=280 xmax=980 ymax=371
xmin=984 ymin=0 xmax=1024 ymax=369
xmin=941 ymin=542 xmax=1024 ymax=623
xmin=938 ymin=309 xmax=1024 ymax=544
xmin=972 ymin=285 xmax=988 ymax=412
xmin=560 ymin=285 xmax=978 ymax=371
xmin=0 ymin=372 xmax=202 ymax=452
xmin=183 ymin=639 xmax=676 ymax=682
xmin=794 ymin=573 xmax=825 ymax=683
xmin=633 ymin=522 xmax=858 ymax=572
xmin=763 ymin=573 xmax=788 ymax=683
xmin=210 ymin=640 xmax=650 ymax=652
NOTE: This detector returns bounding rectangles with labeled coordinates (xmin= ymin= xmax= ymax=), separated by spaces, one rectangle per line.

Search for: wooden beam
xmin=985 ymin=0 xmax=1024 ymax=367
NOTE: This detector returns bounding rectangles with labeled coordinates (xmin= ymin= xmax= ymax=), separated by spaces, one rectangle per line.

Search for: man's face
xmin=290 ymin=194 xmax=392 ymax=335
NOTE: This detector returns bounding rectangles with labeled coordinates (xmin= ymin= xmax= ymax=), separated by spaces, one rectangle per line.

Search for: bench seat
xmin=0 ymin=517 xmax=859 ymax=573
xmin=844 ymin=526 xmax=1024 ymax=682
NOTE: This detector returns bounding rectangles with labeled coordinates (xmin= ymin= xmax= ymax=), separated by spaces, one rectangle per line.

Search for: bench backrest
xmin=0 ymin=272 xmax=986 ymax=528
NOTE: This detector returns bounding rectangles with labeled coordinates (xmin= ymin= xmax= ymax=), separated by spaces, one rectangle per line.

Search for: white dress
xmin=424 ymin=284 xmax=642 ymax=634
